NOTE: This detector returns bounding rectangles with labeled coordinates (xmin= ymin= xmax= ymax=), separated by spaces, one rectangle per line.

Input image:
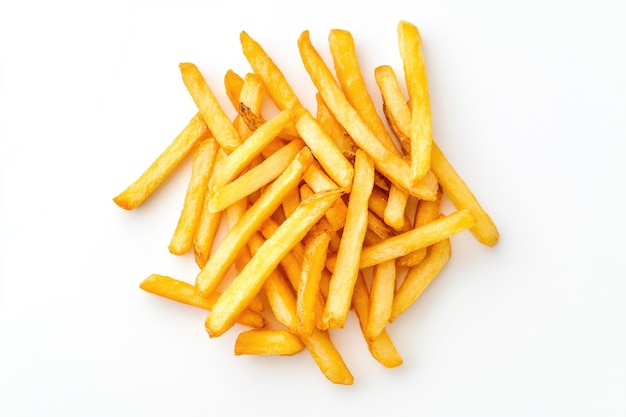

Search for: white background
xmin=1 ymin=1 xmax=625 ymax=416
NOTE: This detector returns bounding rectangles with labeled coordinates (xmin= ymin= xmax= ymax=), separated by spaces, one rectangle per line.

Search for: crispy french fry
xmin=384 ymin=185 xmax=411 ymax=232
xmin=113 ymin=113 xmax=209 ymax=210
xmin=169 ymin=138 xmax=219 ymax=255
xmin=375 ymin=65 xmax=411 ymax=154
xmin=364 ymin=232 xmax=396 ymax=342
xmin=139 ymin=274 xmax=265 ymax=328
xmin=357 ymin=209 xmax=476 ymax=269
xmin=377 ymin=68 xmax=499 ymax=247
xmin=298 ymin=229 xmax=332 ymax=336
xmin=294 ymin=107 xmax=354 ymax=191
xmin=179 ymin=63 xmax=241 ymax=152
xmin=224 ymin=69 xmax=245 ymax=110
xmin=206 ymin=189 xmax=342 ymax=337
xmin=207 ymin=109 xmax=293 ymax=193
xmin=235 ymin=329 xmax=305 ymax=356
xmin=297 ymin=30 xmax=437 ymax=201
xmin=195 ymin=147 xmax=313 ymax=297
xmin=323 ymin=150 xmax=375 ymax=329
xmin=391 ymin=238 xmax=452 ymax=321
xmin=315 ymin=93 xmax=356 ymax=155
xmin=397 ymin=20 xmax=432 ymax=184
xmin=208 ymin=139 xmax=305 ymax=212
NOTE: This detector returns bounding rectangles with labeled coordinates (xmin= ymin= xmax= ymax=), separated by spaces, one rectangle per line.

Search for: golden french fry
xmin=206 ymin=189 xmax=342 ymax=337
xmin=358 ymin=209 xmax=476 ymax=269
xmin=391 ymin=238 xmax=452 ymax=321
xmin=209 ymin=139 xmax=305 ymax=212
xmin=207 ymin=109 xmax=293 ymax=193
xmin=195 ymin=147 xmax=313 ymax=297
xmin=366 ymin=259 xmax=396 ymax=341
xmin=294 ymin=107 xmax=354 ymax=191
xmin=384 ymin=185 xmax=411 ymax=232
xmin=315 ymin=93 xmax=356 ymax=155
xmin=297 ymin=30 xmax=437 ymax=201
xmin=224 ymin=69 xmax=244 ymax=110
xmin=298 ymin=229 xmax=332 ymax=336
xmin=397 ymin=20 xmax=433 ymax=184
xmin=375 ymin=65 xmax=411 ymax=154
xmin=377 ymin=68 xmax=499 ymax=247
xmin=234 ymin=329 xmax=305 ymax=356
xmin=113 ymin=113 xmax=209 ymax=210
xmin=323 ymin=150 xmax=375 ymax=329
xmin=179 ymin=62 xmax=241 ymax=152
xmin=169 ymin=138 xmax=219 ymax=255
xmin=139 ymin=274 xmax=265 ymax=328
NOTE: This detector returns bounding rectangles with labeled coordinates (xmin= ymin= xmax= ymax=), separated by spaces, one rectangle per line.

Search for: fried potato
xmin=235 ymin=329 xmax=305 ymax=356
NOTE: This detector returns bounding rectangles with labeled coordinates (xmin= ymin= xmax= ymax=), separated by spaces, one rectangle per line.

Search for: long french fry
xmin=323 ymin=150 xmax=375 ymax=329
xmin=206 ymin=189 xmax=342 ymax=337
xmin=113 ymin=113 xmax=209 ymax=210
xmin=195 ymin=148 xmax=313 ymax=297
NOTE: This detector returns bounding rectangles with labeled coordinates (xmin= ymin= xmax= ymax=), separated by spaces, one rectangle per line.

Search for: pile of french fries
xmin=114 ymin=21 xmax=499 ymax=385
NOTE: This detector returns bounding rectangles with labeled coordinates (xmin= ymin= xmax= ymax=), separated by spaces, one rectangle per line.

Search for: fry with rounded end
xmin=206 ymin=189 xmax=343 ymax=337
xmin=195 ymin=147 xmax=313 ymax=297
xmin=169 ymin=138 xmax=219 ymax=255
xmin=323 ymin=150 xmax=375 ymax=329
xmin=179 ymin=62 xmax=241 ymax=152
xmin=397 ymin=20 xmax=432 ymax=184
xmin=139 ymin=274 xmax=265 ymax=328
xmin=391 ymin=238 xmax=452 ymax=321
xmin=235 ymin=330 xmax=305 ymax=356
xmin=113 ymin=113 xmax=209 ymax=210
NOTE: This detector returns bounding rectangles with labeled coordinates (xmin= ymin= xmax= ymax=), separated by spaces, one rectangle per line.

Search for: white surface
xmin=1 ymin=1 xmax=625 ymax=415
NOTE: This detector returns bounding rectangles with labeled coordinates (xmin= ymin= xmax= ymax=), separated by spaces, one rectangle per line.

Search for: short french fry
xmin=391 ymin=238 xmax=452 ymax=321
xmin=206 ymin=189 xmax=342 ymax=337
xmin=294 ymin=107 xmax=354 ymax=191
xmin=315 ymin=93 xmax=356 ymax=155
xmin=298 ymin=229 xmax=332 ymax=336
xmin=195 ymin=148 xmax=313 ymax=297
xmin=323 ymin=150 xmax=375 ymax=329
xmin=224 ymin=69 xmax=245 ymax=110
xmin=169 ymin=138 xmax=219 ymax=255
xmin=357 ymin=209 xmax=476 ymax=269
xmin=208 ymin=109 xmax=293 ymax=193
xmin=397 ymin=20 xmax=432 ymax=184
xmin=234 ymin=329 xmax=305 ymax=356
xmin=208 ymin=139 xmax=305 ymax=212
xmin=297 ymin=30 xmax=437 ymax=201
xmin=179 ymin=62 xmax=241 ymax=152
xmin=139 ymin=274 xmax=265 ymax=328
xmin=113 ymin=113 xmax=209 ymax=210
xmin=384 ymin=185 xmax=411 ymax=232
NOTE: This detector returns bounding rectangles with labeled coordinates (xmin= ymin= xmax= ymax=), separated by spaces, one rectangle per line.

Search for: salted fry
xmin=209 ymin=139 xmax=305 ymax=212
xmin=391 ymin=238 xmax=452 ymax=321
xmin=179 ymin=62 xmax=241 ymax=151
xmin=397 ymin=20 xmax=433 ymax=184
xmin=323 ymin=151 xmax=375 ymax=329
xmin=206 ymin=189 xmax=342 ymax=337
xmin=294 ymin=107 xmax=354 ymax=191
xmin=298 ymin=30 xmax=437 ymax=201
xmin=113 ymin=113 xmax=209 ymax=210
xmin=358 ymin=209 xmax=476 ymax=268
xmin=235 ymin=330 xmax=305 ymax=356
xmin=139 ymin=274 xmax=265 ymax=328
xmin=208 ymin=109 xmax=293 ymax=193
xmin=169 ymin=138 xmax=219 ymax=255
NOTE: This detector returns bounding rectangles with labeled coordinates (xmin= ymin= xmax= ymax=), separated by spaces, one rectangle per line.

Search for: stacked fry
xmin=114 ymin=21 xmax=499 ymax=385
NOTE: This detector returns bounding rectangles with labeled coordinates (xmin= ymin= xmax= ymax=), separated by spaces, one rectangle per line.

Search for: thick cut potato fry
xmin=297 ymin=30 xmax=437 ymax=201
xmin=179 ymin=63 xmax=241 ymax=152
xmin=397 ymin=21 xmax=433 ymax=184
xmin=208 ymin=109 xmax=293 ymax=193
xmin=298 ymin=229 xmax=332 ymax=336
xmin=366 ymin=258 xmax=396 ymax=341
xmin=391 ymin=238 xmax=452 ymax=321
xmin=206 ymin=189 xmax=342 ymax=337
xmin=169 ymin=138 xmax=219 ymax=255
xmin=294 ymin=107 xmax=354 ymax=191
xmin=235 ymin=330 xmax=305 ymax=356
xmin=209 ymin=139 xmax=305 ymax=212
xmin=195 ymin=148 xmax=313 ymax=297
xmin=358 ymin=209 xmax=476 ymax=269
xmin=240 ymin=31 xmax=302 ymax=111
xmin=139 ymin=274 xmax=265 ymax=328
xmin=113 ymin=113 xmax=209 ymax=210
xmin=323 ymin=151 xmax=375 ymax=329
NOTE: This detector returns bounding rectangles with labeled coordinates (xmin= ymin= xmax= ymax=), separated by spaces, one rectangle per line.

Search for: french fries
xmin=114 ymin=22 xmax=499 ymax=385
